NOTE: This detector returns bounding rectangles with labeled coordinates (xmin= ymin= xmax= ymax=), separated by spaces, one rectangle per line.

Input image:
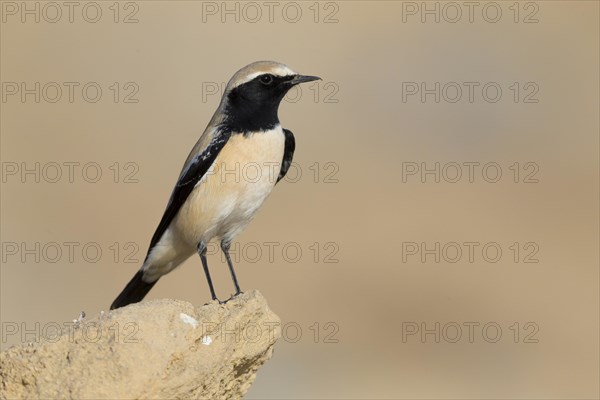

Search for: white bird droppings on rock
xmin=201 ymin=336 xmax=212 ymax=346
xmin=179 ymin=313 xmax=198 ymax=328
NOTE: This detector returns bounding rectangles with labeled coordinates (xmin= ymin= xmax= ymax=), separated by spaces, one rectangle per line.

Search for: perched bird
xmin=110 ymin=61 xmax=320 ymax=309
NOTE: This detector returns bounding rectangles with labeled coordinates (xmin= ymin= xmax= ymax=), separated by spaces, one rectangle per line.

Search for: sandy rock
xmin=0 ymin=290 xmax=280 ymax=399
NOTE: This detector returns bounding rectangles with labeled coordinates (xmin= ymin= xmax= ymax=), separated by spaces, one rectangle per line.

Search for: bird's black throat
xmin=221 ymin=75 xmax=295 ymax=134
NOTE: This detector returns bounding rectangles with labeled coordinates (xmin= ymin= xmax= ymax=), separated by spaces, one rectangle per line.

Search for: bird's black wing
xmin=145 ymin=132 xmax=231 ymax=257
xmin=277 ymin=128 xmax=295 ymax=183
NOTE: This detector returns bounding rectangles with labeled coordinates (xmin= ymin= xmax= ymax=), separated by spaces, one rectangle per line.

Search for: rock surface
xmin=0 ymin=290 xmax=280 ymax=399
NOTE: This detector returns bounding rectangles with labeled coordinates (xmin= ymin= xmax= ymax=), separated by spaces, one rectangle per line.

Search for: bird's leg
xmin=198 ymin=241 xmax=219 ymax=302
xmin=221 ymin=240 xmax=242 ymax=297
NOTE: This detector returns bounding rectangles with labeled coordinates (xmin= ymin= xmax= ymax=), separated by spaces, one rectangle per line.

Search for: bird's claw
xmin=222 ymin=291 xmax=244 ymax=303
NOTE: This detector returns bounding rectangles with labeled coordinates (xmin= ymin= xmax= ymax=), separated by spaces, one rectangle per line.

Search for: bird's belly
xmin=174 ymin=128 xmax=285 ymax=246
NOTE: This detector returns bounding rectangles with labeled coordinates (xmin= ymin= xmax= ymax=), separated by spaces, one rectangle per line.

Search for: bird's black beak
xmin=289 ymin=75 xmax=321 ymax=85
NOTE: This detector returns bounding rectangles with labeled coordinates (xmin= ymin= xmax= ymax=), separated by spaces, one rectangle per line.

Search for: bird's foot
xmin=207 ymin=295 xmax=225 ymax=305
xmin=223 ymin=291 xmax=244 ymax=303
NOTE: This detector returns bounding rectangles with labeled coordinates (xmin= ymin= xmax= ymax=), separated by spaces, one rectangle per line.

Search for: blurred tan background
xmin=1 ymin=1 xmax=598 ymax=398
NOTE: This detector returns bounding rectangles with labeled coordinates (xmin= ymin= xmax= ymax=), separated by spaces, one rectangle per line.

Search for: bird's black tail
xmin=110 ymin=270 xmax=157 ymax=310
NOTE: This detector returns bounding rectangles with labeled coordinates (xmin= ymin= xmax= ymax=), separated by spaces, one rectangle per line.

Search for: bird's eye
xmin=260 ymin=74 xmax=274 ymax=85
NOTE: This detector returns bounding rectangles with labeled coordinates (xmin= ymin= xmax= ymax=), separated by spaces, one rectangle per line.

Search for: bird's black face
xmin=223 ymin=73 xmax=321 ymax=134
